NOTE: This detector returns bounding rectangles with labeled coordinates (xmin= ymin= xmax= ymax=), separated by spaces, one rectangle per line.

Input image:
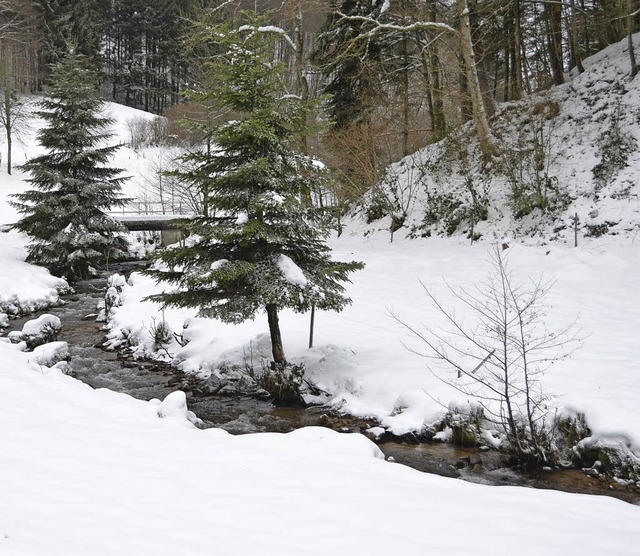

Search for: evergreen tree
xmin=34 ymin=0 xmax=110 ymax=77
xmin=11 ymin=49 xmax=129 ymax=281
xmin=145 ymin=12 xmax=363 ymax=367
xmin=312 ymin=0 xmax=386 ymax=129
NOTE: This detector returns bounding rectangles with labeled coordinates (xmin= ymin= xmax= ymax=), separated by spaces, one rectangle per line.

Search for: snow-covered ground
xmin=2 ymin=341 xmax=639 ymax=555
xmin=1 ymin=35 xmax=640 ymax=554
xmin=104 ymin=232 xmax=640 ymax=450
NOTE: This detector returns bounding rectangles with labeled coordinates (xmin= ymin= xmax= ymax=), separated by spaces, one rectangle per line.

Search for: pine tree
xmin=312 ymin=0 xmax=386 ymax=129
xmin=145 ymin=12 xmax=363 ymax=367
xmin=11 ymin=49 xmax=129 ymax=281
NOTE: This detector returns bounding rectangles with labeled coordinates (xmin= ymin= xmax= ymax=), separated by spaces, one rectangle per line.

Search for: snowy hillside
xmin=361 ymin=34 xmax=640 ymax=243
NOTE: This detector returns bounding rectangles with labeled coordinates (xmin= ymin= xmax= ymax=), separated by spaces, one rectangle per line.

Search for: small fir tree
xmin=145 ymin=12 xmax=363 ymax=367
xmin=11 ymin=49 xmax=129 ymax=281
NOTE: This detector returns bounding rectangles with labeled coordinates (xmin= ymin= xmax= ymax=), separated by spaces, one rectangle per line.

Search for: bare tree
xmin=0 ymin=46 xmax=30 ymax=174
xmin=138 ymin=150 xmax=206 ymax=216
xmin=392 ymin=245 xmax=579 ymax=465
xmin=0 ymin=0 xmax=39 ymax=174
xmin=332 ymin=3 xmax=499 ymax=159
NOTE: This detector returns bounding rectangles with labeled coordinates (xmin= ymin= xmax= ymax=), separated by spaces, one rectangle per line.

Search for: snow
xmin=21 ymin=314 xmax=62 ymax=337
xmin=0 ymin=232 xmax=69 ymax=314
xmin=0 ymin=341 xmax=639 ymax=555
xmin=155 ymin=390 xmax=203 ymax=426
xmin=106 ymin=235 xmax=640 ymax=453
xmin=29 ymin=340 xmax=69 ymax=366
xmin=277 ymin=254 xmax=308 ymax=287
xmin=0 ymin=34 xmax=639 ymax=554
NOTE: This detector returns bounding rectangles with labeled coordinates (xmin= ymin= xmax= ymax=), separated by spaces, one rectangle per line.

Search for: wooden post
xmin=573 ymin=212 xmax=579 ymax=247
xmin=308 ymin=304 xmax=315 ymax=349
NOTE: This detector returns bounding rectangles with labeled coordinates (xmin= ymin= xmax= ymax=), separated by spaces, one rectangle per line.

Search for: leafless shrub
xmin=392 ymin=244 xmax=580 ymax=466
xmin=126 ymin=115 xmax=177 ymax=150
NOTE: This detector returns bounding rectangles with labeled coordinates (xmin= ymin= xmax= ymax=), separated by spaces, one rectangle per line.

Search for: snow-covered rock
xmin=12 ymin=314 xmax=62 ymax=349
xmin=156 ymin=390 xmax=203 ymax=427
xmin=29 ymin=341 xmax=69 ymax=366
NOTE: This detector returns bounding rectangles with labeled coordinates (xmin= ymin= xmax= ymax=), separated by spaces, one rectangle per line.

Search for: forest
xmin=1 ymin=0 xmax=637 ymax=190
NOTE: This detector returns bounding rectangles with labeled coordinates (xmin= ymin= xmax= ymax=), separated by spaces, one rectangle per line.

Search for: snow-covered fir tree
xmin=145 ymin=11 xmax=363 ymax=367
xmin=11 ymin=48 xmax=129 ymax=281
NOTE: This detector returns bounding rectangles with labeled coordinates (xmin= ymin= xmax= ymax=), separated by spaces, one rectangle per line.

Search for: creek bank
xmin=4 ymin=267 xmax=640 ymax=506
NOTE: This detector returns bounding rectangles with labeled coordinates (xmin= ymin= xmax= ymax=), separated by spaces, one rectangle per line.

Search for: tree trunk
xmin=468 ymin=1 xmax=495 ymax=118
xmin=629 ymin=0 xmax=638 ymax=78
xmin=401 ymin=36 xmax=410 ymax=157
xmin=546 ymin=1 xmax=564 ymax=85
xmin=267 ymin=304 xmax=286 ymax=366
xmin=458 ymin=0 xmax=499 ymax=158
xmin=569 ymin=0 xmax=585 ymax=74
xmin=6 ymin=128 xmax=10 ymax=175
xmin=512 ymin=0 xmax=524 ymax=98
xmin=294 ymin=0 xmax=313 ymax=206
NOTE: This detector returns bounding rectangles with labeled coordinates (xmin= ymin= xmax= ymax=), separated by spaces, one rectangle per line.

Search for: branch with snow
xmin=237 ymin=24 xmax=297 ymax=51
xmin=335 ymin=11 xmax=457 ymax=39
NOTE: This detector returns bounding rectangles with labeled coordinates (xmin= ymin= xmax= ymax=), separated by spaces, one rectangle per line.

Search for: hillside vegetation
xmin=360 ymin=35 xmax=640 ymax=244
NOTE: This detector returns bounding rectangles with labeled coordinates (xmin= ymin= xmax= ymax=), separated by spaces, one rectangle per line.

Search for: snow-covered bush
xmin=149 ymin=314 xmax=172 ymax=352
xmin=407 ymin=131 xmax=489 ymax=239
xmin=573 ymin=435 xmax=640 ymax=483
xmin=256 ymin=362 xmax=306 ymax=407
xmin=98 ymin=273 xmax=126 ymax=322
xmin=495 ymin=100 xmax=569 ymax=219
xmin=592 ymin=100 xmax=637 ymax=196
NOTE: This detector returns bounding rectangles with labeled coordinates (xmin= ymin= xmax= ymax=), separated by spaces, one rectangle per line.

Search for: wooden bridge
xmin=115 ymin=214 xmax=190 ymax=247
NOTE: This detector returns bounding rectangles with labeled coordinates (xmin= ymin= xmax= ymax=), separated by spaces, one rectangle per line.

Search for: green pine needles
xmin=145 ymin=12 xmax=363 ymax=367
xmin=11 ymin=49 xmax=129 ymax=281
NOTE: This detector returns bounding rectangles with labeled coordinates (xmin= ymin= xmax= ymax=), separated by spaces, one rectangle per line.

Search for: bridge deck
xmin=115 ymin=214 xmax=193 ymax=231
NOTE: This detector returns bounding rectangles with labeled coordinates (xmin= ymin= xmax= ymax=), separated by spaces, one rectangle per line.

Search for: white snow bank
xmin=155 ymin=390 xmax=203 ymax=427
xmin=29 ymin=341 xmax=69 ymax=366
xmin=0 ymin=231 xmax=69 ymax=314
xmin=0 ymin=340 xmax=639 ymax=555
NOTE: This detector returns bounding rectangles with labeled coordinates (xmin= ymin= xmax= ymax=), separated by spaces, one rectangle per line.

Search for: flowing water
xmin=5 ymin=264 xmax=639 ymax=506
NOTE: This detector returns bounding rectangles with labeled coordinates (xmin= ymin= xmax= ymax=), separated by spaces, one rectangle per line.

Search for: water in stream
xmin=5 ymin=265 xmax=640 ymax=505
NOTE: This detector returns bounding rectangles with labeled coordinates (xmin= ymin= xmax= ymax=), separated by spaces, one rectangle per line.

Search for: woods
xmin=0 ymin=1 xmax=636 ymax=142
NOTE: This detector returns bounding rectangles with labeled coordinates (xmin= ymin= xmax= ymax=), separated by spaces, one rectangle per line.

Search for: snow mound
xmin=29 ymin=341 xmax=69 ymax=367
xmin=155 ymin=390 xmax=203 ymax=427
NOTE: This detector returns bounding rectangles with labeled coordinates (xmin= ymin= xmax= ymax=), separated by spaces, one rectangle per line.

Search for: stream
xmin=6 ymin=264 xmax=640 ymax=506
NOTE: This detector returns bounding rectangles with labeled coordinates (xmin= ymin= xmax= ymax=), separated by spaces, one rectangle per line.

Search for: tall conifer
xmin=145 ymin=12 xmax=363 ymax=367
xmin=11 ymin=49 xmax=129 ymax=281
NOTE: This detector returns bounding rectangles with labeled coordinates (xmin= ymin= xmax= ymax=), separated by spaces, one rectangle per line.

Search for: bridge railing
xmin=108 ymin=201 xmax=193 ymax=216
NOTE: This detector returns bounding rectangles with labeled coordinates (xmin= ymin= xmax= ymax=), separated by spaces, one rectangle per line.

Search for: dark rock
xmin=254 ymin=388 xmax=271 ymax=400
xmin=584 ymin=467 xmax=600 ymax=478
